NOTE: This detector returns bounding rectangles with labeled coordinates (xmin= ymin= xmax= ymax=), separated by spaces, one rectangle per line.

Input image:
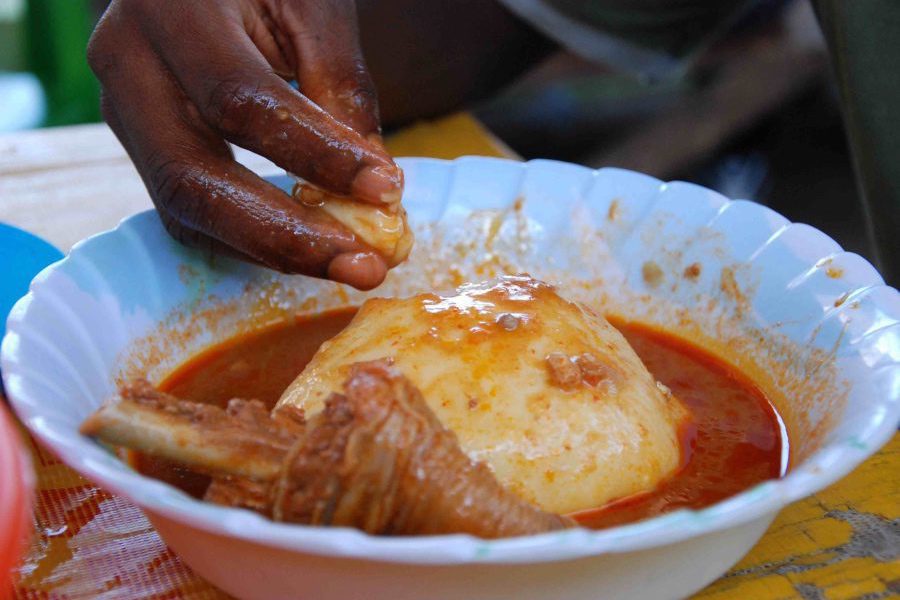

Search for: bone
xmin=81 ymin=367 xmax=573 ymax=538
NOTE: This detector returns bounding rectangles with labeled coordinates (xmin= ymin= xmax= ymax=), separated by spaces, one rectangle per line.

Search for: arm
xmin=357 ymin=0 xmax=557 ymax=128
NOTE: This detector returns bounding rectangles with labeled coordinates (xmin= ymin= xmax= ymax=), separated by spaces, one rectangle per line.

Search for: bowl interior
xmin=3 ymin=157 xmax=898 ymax=563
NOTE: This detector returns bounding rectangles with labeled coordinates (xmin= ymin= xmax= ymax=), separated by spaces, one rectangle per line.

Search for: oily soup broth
xmin=142 ymin=308 xmax=787 ymax=528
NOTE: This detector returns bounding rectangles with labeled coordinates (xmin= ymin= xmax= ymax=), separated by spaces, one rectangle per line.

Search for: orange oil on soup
xmin=134 ymin=308 xmax=787 ymax=527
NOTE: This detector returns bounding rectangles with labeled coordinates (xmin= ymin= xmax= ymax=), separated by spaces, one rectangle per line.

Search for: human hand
xmin=88 ymin=0 xmax=402 ymax=289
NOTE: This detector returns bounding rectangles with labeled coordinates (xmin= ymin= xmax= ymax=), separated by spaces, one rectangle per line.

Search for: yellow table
xmin=1 ymin=115 xmax=897 ymax=599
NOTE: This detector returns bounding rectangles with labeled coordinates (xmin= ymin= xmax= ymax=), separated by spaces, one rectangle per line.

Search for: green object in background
xmin=0 ymin=0 xmax=27 ymax=71
xmin=25 ymin=0 xmax=100 ymax=126
xmin=813 ymin=0 xmax=900 ymax=285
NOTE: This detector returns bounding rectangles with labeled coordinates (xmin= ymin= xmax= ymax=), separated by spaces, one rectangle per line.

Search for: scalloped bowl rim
xmin=1 ymin=157 xmax=897 ymax=565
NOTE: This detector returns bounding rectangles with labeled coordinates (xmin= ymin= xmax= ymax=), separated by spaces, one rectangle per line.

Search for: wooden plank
xmin=0 ymin=124 xmax=278 ymax=177
xmin=0 ymin=158 xmax=152 ymax=252
xmin=0 ymin=124 xmax=128 ymax=176
xmin=0 ymin=124 xmax=281 ymax=252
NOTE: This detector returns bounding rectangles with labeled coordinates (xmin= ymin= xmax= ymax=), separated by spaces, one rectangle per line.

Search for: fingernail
xmin=327 ymin=251 xmax=388 ymax=290
xmin=352 ymin=164 xmax=403 ymax=205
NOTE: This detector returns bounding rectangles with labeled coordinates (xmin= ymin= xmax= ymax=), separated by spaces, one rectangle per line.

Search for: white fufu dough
xmin=278 ymin=276 xmax=688 ymax=514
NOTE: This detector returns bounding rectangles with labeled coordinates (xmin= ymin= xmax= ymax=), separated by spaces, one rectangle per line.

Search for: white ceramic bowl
xmin=3 ymin=157 xmax=898 ymax=600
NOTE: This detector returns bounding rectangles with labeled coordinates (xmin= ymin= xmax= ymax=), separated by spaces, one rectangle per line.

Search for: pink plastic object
xmin=0 ymin=401 xmax=32 ymax=593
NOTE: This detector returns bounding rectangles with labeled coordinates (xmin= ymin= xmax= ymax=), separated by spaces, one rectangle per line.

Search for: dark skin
xmin=356 ymin=0 xmax=554 ymax=127
xmin=88 ymin=0 xmax=549 ymax=290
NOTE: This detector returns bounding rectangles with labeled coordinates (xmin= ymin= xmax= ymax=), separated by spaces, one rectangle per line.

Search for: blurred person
xmin=85 ymin=0 xmax=898 ymax=288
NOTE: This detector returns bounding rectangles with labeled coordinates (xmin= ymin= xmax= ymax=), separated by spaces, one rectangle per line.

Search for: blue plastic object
xmin=0 ymin=223 xmax=64 ymax=341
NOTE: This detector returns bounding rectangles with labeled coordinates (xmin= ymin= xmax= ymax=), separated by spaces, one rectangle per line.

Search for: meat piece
xmin=575 ymin=353 xmax=614 ymax=387
xmin=546 ymin=352 xmax=616 ymax=389
xmin=545 ymin=352 xmax=582 ymax=390
xmin=205 ymin=475 xmax=272 ymax=515
xmin=80 ymin=380 xmax=301 ymax=481
xmin=293 ymin=181 xmax=414 ymax=267
xmin=274 ymin=361 xmax=572 ymax=536
xmin=280 ymin=275 xmax=689 ymax=514
xmin=81 ymin=368 xmax=571 ymax=538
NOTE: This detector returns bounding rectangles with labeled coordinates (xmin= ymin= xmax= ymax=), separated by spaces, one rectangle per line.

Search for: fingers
xmin=101 ymin=93 xmax=257 ymax=266
xmin=101 ymin=80 xmax=265 ymax=268
xmin=327 ymin=252 xmax=387 ymax=291
xmin=131 ymin=2 xmax=400 ymax=205
xmin=89 ymin=25 xmax=388 ymax=289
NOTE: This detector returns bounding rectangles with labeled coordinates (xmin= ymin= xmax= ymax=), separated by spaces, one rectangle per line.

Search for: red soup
xmin=135 ymin=308 xmax=787 ymax=527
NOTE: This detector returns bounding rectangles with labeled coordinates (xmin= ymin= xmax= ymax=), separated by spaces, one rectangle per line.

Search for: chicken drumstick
xmin=81 ymin=361 xmax=572 ymax=538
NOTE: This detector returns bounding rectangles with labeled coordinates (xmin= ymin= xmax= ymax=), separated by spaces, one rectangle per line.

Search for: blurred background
xmin=0 ymin=0 xmax=878 ymax=275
